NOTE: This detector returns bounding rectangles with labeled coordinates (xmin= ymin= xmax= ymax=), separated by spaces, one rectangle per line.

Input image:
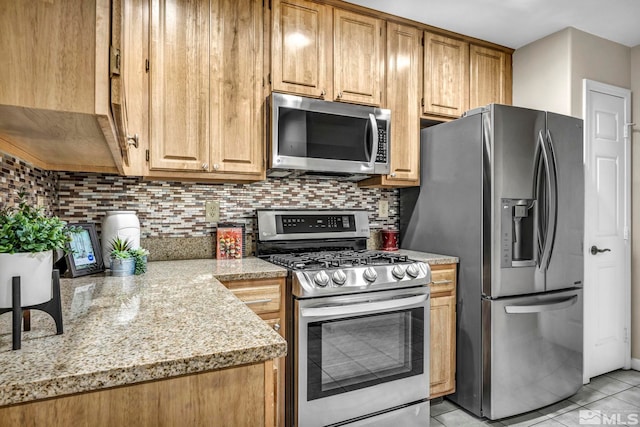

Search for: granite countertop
xmin=392 ymin=249 xmax=459 ymax=265
xmin=0 ymin=258 xmax=288 ymax=406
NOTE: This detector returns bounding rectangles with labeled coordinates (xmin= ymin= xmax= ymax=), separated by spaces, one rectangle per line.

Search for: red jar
xmin=381 ymin=229 xmax=399 ymax=251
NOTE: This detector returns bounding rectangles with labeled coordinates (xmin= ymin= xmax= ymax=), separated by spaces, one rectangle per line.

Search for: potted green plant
xmin=108 ymin=238 xmax=149 ymax=276
xmin=0 ymin=190 xmax=76 ymax=308
xmin=108 ymin=237 xmax=135 ymax=276
xmin=129 ymin=247 xmax=149 ymax=275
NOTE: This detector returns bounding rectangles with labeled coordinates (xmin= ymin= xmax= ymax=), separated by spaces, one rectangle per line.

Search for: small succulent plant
xmin=109 ymin=237 xmax=133 ymax=259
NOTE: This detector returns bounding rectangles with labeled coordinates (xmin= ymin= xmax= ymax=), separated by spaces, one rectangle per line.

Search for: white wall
xmin=568 ymin=28 xmax=631 ymax=118
xmin=514 ymin=28 xmax=640 ymax=361
xmin=512 ymin=29 xmax=572 ymax=115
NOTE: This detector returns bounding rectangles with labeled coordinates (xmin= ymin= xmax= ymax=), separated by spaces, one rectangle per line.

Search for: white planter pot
xmin=0 ymin=251 xmax=53 ymax=308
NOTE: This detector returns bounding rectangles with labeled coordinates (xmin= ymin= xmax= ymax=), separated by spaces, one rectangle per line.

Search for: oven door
xmin=295 ymin=286 xmax=429 ymax=427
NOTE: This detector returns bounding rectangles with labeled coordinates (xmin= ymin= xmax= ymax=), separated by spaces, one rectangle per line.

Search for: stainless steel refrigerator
xmin=400 ymin=104 xmax=584 ymax=420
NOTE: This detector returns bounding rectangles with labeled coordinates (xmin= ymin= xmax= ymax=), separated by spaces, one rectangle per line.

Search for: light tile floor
xmin=431 ymin=369 xmax=640 ymax=427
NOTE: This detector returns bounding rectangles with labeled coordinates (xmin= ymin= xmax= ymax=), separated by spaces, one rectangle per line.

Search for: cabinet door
xmin=271 ymin=0 xmax=332 ymax=99
xmin=430 ymin=266 xmax=457 ymax=398
xmin=386 ymin=23 xmax=420 ymax=182
xmin=149 ymin=0 xmax=210 ymax=171
xmin=111 ymin=0 xmax=148 ymax=176
xmin=210 ymin=0 xmax=264 ymax=174
xmin=333 ymin=9 xmax=384 ymax=106
xmin=469 ymin=44 xmax=511 ymax=110
xmin=423 ymin=33 xmax=469 ymax=118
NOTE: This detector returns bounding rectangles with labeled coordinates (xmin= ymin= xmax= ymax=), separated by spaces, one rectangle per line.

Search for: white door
xmin=583 ymin=79 xmax=632 ymax=383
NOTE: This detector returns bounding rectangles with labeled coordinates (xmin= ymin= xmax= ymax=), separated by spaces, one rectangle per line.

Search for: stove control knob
xmin=392 ymin=265 xmax=406 ymax=280
xmin=363 ymin=267 xmax=377 ymax=283
xmin=313 ymin=271 xmax=330 ymax=287
xmin=332 ymin=270 xmax=347 ymax=286
xmin=406 ymin=264 xmax=420 ymax=278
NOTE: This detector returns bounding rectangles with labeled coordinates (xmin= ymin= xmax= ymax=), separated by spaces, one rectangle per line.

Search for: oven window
xmin=306 ymin=308 xmax=424 ymax=401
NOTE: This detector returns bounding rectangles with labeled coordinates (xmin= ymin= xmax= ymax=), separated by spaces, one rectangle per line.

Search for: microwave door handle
xmin=300 ymin=293 xmax=428 ymax=318
xmin=367 ymin=113 xmax=378 ymax=167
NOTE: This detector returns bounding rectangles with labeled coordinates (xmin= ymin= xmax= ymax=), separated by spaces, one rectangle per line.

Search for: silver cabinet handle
xmin=244 ymin=298 xmax=272 ymax=305
xmin=505 ymin=295 xmax=577 ymax=314
xmin=202 ymin=163 xmax=208 ymax=170
xmin=126 ymin=134 xmax=139 ymax=148
xmin=301 ymin=294 xmax=428 ymax=318
xmin=336 ymin=92 xmax=343 ymax=99
xmin=432 ymin=279 xmax=453 ymax=285
xmin=213 ymin=163 xmax=220 ymax=170
xmin=390 ymin=173 xmax=397 ymax=178
xmin=273 ymin=323 xmax=281 ymax=332
xmin=320 ymin=89 xmax=326 ymax=97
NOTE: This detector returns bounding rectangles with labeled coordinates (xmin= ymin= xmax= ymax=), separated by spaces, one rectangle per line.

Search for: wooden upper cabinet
xmin=271 ymin=0 xmax=332 ymax=98
xmin=385 ymin=23 xmax=420 ymax=183
xmin=469 ymin=44 xmax=511 ymax=110
xmin=271 ymin=2 xmax=384 ymax=106
xmin=149 ymin=0 xmax=210 ymax=171
xmin=111 ymin=0 xmax=149 ymax=176
xmin=210 ymin=0 xmax=264 ymax=174
xmin=148 ymin=0 xmax=264 ymax=179
xmin=0 ymin=0 xmax=123 ymax=173
xmin=423 ymin=32 xmax=469 ymax=118
xmin=333 ymin=9 xmax=384 ymax=106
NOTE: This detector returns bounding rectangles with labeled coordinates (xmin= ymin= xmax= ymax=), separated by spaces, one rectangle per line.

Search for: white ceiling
xmin=345 ymin=0 xmax=640 ymax=49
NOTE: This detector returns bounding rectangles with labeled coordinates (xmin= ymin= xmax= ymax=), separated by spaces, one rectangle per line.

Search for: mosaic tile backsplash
xmin=0 ymin=153 xmax=399 ymax=257
xmin=56 ymin=172 xmax=400 ymax=254
xmin=0 ymin=154 xmax=57 ymax=215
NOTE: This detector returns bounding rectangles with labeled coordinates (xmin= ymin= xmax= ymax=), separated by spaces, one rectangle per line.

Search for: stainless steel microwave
xmin=267 ymin=93 xmax=391 ymax=181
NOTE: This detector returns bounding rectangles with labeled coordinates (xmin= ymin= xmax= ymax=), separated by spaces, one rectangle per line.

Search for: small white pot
xmin=0 ymin=251 xmax=53 ymax=308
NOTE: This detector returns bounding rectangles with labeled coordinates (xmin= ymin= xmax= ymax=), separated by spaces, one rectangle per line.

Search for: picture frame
xmin=65 ymin=223 xmax=105 ymax=277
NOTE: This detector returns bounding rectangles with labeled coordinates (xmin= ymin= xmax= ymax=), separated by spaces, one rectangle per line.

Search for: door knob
xmin=590 ymin=245 xmax=611 ymax=255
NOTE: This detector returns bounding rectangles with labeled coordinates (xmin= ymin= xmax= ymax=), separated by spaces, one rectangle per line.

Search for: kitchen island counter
xmin=0 ymin=258 xmax=288 ymax=407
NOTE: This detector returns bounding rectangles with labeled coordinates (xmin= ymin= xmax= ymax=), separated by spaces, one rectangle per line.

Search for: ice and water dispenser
xmin=500 ymin=199 xmax=536 ymax=268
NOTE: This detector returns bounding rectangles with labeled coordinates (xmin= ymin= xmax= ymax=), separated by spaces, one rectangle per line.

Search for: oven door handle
xmin=300 ymin=293 xmax=428 ymax=318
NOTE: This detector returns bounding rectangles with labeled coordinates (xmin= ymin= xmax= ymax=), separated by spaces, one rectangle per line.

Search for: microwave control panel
xmin=376 ymin=128 xmax=387 ymax=163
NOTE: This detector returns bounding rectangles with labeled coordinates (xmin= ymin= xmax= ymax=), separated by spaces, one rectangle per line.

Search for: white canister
xmin=101 ymin=211 xmax=140 ymax=268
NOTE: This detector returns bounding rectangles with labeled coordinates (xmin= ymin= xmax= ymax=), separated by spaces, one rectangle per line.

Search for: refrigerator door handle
xmin=545 ymin=129 xmax=559 ymax=267
xmin=504 ymin=295 xmax=578 ymax=314
xmin=535 ymin=130 xmax=558 ymax=272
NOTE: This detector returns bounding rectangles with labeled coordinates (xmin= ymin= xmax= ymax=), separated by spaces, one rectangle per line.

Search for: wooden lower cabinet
xmin=0 ymin=361 xmax=275 ymax=427
xmin=429 ymin=264 xmax=457 ymax=398
xmin=222 ymin=277 xmax=286 ymax=427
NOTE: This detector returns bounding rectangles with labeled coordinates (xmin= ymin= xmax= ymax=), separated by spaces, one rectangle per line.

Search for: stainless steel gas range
xmin=257 ymin=209 xmax=431 ymax=427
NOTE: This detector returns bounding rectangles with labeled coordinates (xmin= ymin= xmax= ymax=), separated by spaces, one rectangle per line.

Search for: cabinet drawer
xmin=231 ymin=285 xmax=281 ymax=315
xmin=430 ymin=267 xmax=456 ymax=295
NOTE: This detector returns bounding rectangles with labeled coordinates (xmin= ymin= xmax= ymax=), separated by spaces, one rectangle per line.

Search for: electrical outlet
xmin=378 ymin=200 xmax=389 ymax=218
xmin=205 ymin=201 xmax=220 ymax=223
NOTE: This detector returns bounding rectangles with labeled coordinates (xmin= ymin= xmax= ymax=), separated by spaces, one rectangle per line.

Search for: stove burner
xmin=269 ymin=250 xmax=410 ymax=271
